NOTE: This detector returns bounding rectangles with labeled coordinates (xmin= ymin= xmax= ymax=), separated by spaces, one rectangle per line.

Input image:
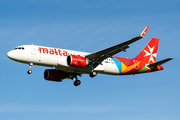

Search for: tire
xmin=89 ymin=71 xmax=97 ymax=78
xmin=27 ymin=70 xmax=32 ymax=74
xmin=74 ymin=80 xmax=81 ymax=86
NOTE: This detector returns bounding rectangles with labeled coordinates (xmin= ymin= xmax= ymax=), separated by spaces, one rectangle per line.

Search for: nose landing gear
xmin=27 ymin=63 xmax=33 ymax=74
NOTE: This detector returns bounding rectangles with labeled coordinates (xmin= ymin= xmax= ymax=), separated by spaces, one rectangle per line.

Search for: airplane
xmin=7 ymin=26 xmax=173 ymax=86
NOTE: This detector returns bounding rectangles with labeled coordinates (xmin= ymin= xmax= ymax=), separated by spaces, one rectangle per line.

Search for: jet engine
xmin=44 ymin=69 xmax=63 ymax=82
xmin=67 ymin=55 xmax=89 ymax=68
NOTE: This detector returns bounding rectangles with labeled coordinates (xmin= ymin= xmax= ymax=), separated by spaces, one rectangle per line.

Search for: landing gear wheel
xmin=74 ymin=80 xmax=81 ymax=86
xmin=27 ymin=70 xmax=32 ymax=74
xmin=89 ymin=71 xmax=97 ymax=78
xmin=27 ymin=63 xmax=33 ymax=74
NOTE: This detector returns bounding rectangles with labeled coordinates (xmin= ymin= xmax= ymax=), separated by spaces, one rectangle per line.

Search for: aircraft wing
xmin=86 ymin=26 xmax=149 ymax=69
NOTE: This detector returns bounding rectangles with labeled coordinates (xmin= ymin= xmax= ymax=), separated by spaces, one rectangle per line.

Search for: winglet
xmin=140 ymin=26 xmax=149 ymax=37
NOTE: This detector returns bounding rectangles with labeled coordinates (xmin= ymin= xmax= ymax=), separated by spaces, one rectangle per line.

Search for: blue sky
xmin=0 ymin=0 xmax=180 ymax=120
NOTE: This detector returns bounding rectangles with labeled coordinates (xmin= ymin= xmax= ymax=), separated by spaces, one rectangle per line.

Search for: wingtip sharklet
xmin=169 ymin=57 xmax=174 ymax=60
xmin=140 ymin=26 xmax=149 ymax=37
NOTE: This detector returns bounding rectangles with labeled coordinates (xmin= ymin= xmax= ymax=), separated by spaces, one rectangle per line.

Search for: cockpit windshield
xmin=14 ymin=47 xmax=25 ymax=50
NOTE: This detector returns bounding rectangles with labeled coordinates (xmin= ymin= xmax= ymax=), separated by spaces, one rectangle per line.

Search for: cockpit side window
xmin=14 ymin=47 xmax=25 ymax=50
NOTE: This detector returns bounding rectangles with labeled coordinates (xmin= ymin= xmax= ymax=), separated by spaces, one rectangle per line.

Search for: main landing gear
xmin=74 ymin=80 xmax=81 ymax=86
xmin=89 ymin=71 xmax=97 ymax=78
xmin=27 ymin=63 xmax=33 ymax=74
xmin=72 ymin=75 xmax=81 ymax=86
xmin=73 ymin=71 xmax=97 ymax=86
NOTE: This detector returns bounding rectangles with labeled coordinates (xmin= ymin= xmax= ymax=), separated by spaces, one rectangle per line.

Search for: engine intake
xmin=67 ymin=55 xmax=89 ymax=68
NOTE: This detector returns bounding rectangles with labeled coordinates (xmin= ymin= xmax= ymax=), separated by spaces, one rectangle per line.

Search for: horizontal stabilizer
xmin=147 ymin=58 xmax=174 ymax=68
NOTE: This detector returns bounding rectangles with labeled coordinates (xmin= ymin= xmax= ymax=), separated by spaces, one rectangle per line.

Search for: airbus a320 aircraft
xmin=7 ymin=26 xmax=173 ymax=86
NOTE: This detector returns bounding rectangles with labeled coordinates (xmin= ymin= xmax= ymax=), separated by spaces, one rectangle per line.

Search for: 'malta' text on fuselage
xmin=39 ymin=47 xmax=68 ymax=56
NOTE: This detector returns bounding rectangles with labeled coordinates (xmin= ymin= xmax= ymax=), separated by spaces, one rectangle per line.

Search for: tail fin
xmin=134 ymin=38 xmax=159 ymax=64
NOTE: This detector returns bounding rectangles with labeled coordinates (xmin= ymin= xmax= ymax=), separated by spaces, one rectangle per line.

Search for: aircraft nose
xmin=7 ymin=51 xmax=14 ymax=59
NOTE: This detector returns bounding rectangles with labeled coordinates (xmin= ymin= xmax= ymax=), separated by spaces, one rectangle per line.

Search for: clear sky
xmin=0 ymin=0 xmax=180 ymax=120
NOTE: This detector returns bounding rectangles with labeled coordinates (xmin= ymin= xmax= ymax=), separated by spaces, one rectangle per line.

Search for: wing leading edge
xmin=86 ymin=26 xmax=149 ymax=69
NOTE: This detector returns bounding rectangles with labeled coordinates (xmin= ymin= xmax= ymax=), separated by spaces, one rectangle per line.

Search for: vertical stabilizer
xmin=134 ymin=38 xmax=159 ymax=65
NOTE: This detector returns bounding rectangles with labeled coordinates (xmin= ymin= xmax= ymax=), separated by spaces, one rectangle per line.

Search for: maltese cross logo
xmin=144 ymin=45 xmax=157 ymax=63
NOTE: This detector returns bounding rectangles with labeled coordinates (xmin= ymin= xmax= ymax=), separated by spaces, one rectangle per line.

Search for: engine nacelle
xmin=67 ymin=55 xmax=89 ymax=68
xmin=44 ymin=69 xmax=63 ymax=82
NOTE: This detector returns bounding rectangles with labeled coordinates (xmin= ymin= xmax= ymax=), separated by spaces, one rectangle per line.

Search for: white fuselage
xmin=7 ymin=45 xmax=121 ymax=75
